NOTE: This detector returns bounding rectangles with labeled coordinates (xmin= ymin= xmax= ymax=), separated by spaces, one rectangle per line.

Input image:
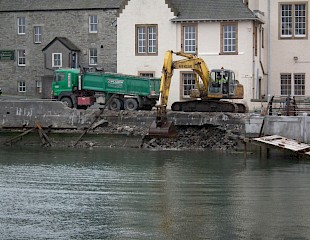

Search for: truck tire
xmin=124 ymin=98 xmax=138 ymax=111
xmin=109 ymin=98 xmax=122 ymax=111
xmin=61 ymin=97 xmax=73 ymax=108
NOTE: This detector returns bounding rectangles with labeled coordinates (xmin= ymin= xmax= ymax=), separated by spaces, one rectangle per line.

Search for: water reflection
xmin=0 ymin=146 xmax=310 ymax=239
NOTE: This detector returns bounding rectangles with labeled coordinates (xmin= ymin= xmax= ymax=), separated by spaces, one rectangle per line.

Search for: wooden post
xmin=74 ymin=94 xmax=116 ymax=146
xmin=35 ymin=122 xmax=52 ymax=147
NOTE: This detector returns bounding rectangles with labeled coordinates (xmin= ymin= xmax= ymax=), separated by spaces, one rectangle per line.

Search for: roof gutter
xmin=0 ymin=8 xmax=119 ymax=13
xmin=170 ymin=17 xmax=264 ymax=24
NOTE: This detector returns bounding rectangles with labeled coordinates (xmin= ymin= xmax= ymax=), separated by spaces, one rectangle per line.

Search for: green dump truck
xmin=52 ymin=69 xmax=160 ymax=110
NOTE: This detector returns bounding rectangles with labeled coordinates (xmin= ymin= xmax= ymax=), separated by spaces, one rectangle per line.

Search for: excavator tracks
xmin=171 ymin=100 xmax=247 ymax=113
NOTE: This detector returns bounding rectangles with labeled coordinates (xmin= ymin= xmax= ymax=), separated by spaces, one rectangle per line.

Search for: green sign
xmin=0 ymin=50 xmax=15 ymax=60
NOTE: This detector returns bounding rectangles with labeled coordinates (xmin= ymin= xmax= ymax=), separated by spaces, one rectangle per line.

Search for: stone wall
xmin=0 ymin=8 xmax=118 ymax=97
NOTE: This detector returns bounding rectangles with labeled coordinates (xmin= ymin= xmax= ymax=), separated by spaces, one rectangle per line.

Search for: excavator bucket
xmin=148 ymin=120 xmax=177 ymax=138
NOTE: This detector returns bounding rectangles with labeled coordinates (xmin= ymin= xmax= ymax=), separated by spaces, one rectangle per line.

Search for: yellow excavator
xmin=148 ymin=50 xmax=246 ymax=137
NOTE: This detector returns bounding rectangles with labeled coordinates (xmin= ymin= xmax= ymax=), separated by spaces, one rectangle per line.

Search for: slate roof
xmin=42 ymin=37 xmax=80 ymax=52
xmin=0 ymin=0 xmax=122 ymax=12
xmin=169 ymin=0 xmax=260 ymax=22
xmin=118 ymin=0 xmax=262 ymax=23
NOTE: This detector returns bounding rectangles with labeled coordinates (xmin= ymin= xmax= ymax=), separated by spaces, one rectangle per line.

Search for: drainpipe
xmin=252 ymin=22 xmax=255 ymax=99
xmin=267 ymin=0 xmax=271 ymax=102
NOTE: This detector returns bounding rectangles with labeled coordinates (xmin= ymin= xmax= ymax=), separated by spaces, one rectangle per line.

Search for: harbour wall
xmin=1 ymin=100 xmax=310 ymax=143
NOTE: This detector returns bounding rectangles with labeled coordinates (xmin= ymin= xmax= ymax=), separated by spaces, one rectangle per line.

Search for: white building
xmin=117 ymin=0 xmax=264 ymax=110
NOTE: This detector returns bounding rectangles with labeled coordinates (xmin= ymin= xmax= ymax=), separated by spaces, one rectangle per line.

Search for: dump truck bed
xmin=82 ymin=72 xmax=160 ymax=97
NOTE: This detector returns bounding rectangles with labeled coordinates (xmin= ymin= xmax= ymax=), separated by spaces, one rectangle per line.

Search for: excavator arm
xmin=173 ymin=52 xmax=210 ymax=98
xmin=149 ymin=50 xmax=210 ymax=137
xmin=149 ymin=51 xmax=176 ymax=137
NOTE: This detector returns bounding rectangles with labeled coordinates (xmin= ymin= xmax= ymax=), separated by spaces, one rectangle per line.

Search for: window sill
xmin=219 ymin=52 xmax=238 ymax=55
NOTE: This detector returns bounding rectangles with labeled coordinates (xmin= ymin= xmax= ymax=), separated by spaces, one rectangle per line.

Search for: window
xmin=52 ymin=53 xmax=62 ymax=67
xmin=139 ymin=72 xmax=155 ymax=78
xmin=254 ymin=25 xmax=258 ymax=56
xmin=18 ymin=81 xmax=26 ymax=93
xmin=17 ymin=50 xmax=26 ymax=66
xmin=135 ymin=25 xmax=158 ymax=55
xmin=89 ymin=15 xmax=98 ymax=33
xmin=89 ymin=48 xmax=98 ymax=65
xmin=34 ymin=26 xmax=42 ymax=43
xmin=17 ymin=17 xmax=25 ymax=34
xmin=281 ymin=74 xmax=292 ymax=95
xmin=262 ymin=27 xmax=265 ymax=48
xmin=294 ymin=73 xmax=305 ymax=95
xmin=280 ymin=3 xmax=307 ymax=39
xmin=181 ymin=72 xmax=196 ymax=98
xmin=221 ymin=23 xmax=238 ymax=54
xmin=54 ymin=72 xmax=65 ymax=82
xmin=182 ymin=24 xmax=197 ymax=53
xmin=281 ymin=73 xmax=306 ymax=96
xmin=36 ymin=80 xmax=42 ymax=94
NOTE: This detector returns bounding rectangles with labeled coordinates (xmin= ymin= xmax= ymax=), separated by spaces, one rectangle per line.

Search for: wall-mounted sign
xmin=0 ymin=50 xmax=15 ymax=60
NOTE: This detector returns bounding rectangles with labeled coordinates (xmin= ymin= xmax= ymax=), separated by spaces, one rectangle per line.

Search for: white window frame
xmin=89 ymin=48 xmax=98 ymax=65
xmin=181 ymin=72 xmax=196 ymax=98
xmin=52 ymin=53 xmax=62 ymax=68
xmin=18 ymin=17 xmax=25 ymax=35
xmin=280 ymin=73 xmax=292 ymax=96
xmin=136 ymin=25 xmax=158 ymax=55
xmin=34 ymin=26 xmax=42 ymax=43
xmin=294 ymin=73 xmax=305 ymax=96
xmin=36 ymin=80 xmax=42 ymax=94
xmin=222 ymin=24 xmax=238 ymax=53
xmin=280 ymin=3 xmax=307 ymax=39
xmin=183 ymin=25 xmax=197 ymax=53
xmin=18 ymin=81 xmax=26 ymax=93
xmin=89 ymin=15 xmax=98 ymax=33
xmin=17 ymin=49 xmax=26 ymax=66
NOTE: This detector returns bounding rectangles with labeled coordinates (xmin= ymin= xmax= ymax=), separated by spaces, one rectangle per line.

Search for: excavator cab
xmin=208 ymin=69 xmax=236 ymax=97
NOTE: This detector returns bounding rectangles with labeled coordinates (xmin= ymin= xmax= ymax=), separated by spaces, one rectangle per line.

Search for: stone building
xmin=0 ymin=0 xmax=121 ymax=98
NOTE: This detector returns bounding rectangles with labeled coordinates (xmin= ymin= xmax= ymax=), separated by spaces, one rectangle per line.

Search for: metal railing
xmin=268 ymin=95 xmax=310 ymax=116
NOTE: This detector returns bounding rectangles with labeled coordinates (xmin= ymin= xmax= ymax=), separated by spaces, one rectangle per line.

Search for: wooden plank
xmin=253 ymin=135 xmax=310 ymax=152
xmin=73 ymin=94 xmax=116 ymax=147
xmin=35 ymin=122 xmax=52 ymax=147
xmin=2 ymin=128 xmax=35 ymax=145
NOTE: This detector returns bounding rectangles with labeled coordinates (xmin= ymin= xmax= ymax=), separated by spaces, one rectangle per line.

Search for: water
xmin=0 ymin=146 xmax=310 ymax=239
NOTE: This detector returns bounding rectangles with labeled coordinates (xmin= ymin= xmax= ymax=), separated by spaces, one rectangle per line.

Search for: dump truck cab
xmin=52 ymin=68 xmax=80 ymax=98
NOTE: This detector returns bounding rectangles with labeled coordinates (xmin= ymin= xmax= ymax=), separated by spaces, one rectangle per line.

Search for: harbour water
xmin=0 ymin=145 xmax=310 ymax=239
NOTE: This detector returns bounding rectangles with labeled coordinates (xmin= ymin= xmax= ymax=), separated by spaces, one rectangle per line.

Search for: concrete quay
xmin=1 ymin=99 xmax=310 ymax=144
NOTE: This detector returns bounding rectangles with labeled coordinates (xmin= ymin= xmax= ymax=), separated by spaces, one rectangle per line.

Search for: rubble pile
xmin=141 ymin=125 xmax=244 ymax=151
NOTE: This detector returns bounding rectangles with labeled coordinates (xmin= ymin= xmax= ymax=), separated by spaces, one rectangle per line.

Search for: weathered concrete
xmin=2 ymin=100 xmax=310 ymax=144
xmin=0 ymin=100 xmax=86 ymax=129
xmin=0 ymin=100 xmax=247 ymax=130
xmin=245 ymin=114 xmax=310 ymax=143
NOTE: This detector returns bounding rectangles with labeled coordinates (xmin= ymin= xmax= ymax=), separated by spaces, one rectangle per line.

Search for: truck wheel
xmin=61 ymin=97 xmax=73 ymax=108
xmin=124 ymin=98 xmax=138 ymax=111
xmin=109 ymin=98 xmax=122 ymax=111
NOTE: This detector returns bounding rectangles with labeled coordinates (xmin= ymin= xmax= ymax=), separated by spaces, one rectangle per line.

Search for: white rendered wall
xmin=118 ymin=0 xmax=261 ymax=109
